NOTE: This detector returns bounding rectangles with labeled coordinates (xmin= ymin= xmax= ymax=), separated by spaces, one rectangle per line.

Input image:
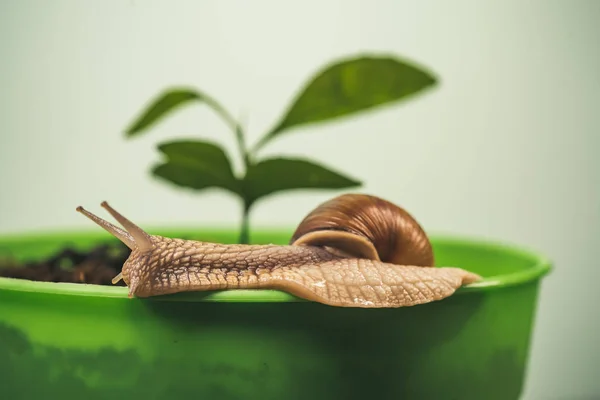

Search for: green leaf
xmin=125 ymin=88 xmax=202 ymax=136
xmin=158 ymin=139 xmax=237 ymax=178
xmin=256 ymin=55 xmax=437 ymax=149
xmin=152 ymin=140 xmax=241 ymax=195
xmin=243 ymin=157 xmax=362 ymax=204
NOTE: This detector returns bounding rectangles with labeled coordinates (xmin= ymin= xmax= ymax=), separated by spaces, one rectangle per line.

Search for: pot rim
xmin=0 ymin=229 xmax=552 ymax=302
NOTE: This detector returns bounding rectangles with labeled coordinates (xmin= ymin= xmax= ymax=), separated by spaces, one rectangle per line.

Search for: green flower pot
xmin=0 ymin=229 xmax=551 ymax=400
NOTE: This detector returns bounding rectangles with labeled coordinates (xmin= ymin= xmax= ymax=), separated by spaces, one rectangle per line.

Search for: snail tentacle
xmin=76 ymin=206 xmax=136 ymax=250
xmin=100 ymin=201 xmax=153 ymax=253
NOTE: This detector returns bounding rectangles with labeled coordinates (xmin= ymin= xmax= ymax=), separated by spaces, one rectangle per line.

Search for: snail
xmin=76 ymin=194 xmax=481 ymax=308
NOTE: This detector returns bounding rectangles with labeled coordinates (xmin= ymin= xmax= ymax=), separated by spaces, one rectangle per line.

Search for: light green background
xmin=1 ymin=1 xmax=598 ymax=399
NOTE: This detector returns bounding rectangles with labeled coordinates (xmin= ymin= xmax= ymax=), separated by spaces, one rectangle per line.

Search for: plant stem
xmin=251 ymin=133 xmax=270 ymax=155
xmin=202 ymin=93 xmax=251 ymax=166
xmin=233 ymin=121 xmax=252 ymax=244
xmin=202 ymin=94 xmax=238 ymax=133
xmin=235 ymin=125 xmax=252 ymax=167
xmin=238 ymin=201 xmax=252 ymax=244
xmin=201 ymin=93 xmax=255 ymax=244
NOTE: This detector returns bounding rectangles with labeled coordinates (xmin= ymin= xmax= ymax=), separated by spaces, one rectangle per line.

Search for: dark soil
xmin=0 ymin=242 xmax=130 ymax=286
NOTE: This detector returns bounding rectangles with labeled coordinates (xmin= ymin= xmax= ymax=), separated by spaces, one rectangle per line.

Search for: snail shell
xmin=290 ymin=193 xmax=434 ymax=267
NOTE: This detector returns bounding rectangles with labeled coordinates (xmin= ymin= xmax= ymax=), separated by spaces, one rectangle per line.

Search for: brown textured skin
xmin=121 ymin=236 xmax=480 ymax=308
xmin=290 ymin=194 xmax=435 ymax=267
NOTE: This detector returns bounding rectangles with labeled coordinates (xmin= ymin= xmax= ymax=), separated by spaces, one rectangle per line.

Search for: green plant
xmin=125 ymin=54 xmax=437 ymax=244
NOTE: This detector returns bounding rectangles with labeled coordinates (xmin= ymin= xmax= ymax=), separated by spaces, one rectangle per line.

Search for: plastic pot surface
xmin=0 ymin=229 xmax=551 ymax=400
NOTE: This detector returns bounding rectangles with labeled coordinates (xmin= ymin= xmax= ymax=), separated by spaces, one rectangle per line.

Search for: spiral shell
xmin=290 ymin=193 xmax=434 ymax=267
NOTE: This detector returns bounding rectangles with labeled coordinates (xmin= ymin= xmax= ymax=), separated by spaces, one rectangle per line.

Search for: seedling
xmin=124 ymin=54 xmax=437 ymax=243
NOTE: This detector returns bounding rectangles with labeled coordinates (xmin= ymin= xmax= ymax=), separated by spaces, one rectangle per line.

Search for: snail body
xmin=77 ymin=194 xmax=480 ymax=308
